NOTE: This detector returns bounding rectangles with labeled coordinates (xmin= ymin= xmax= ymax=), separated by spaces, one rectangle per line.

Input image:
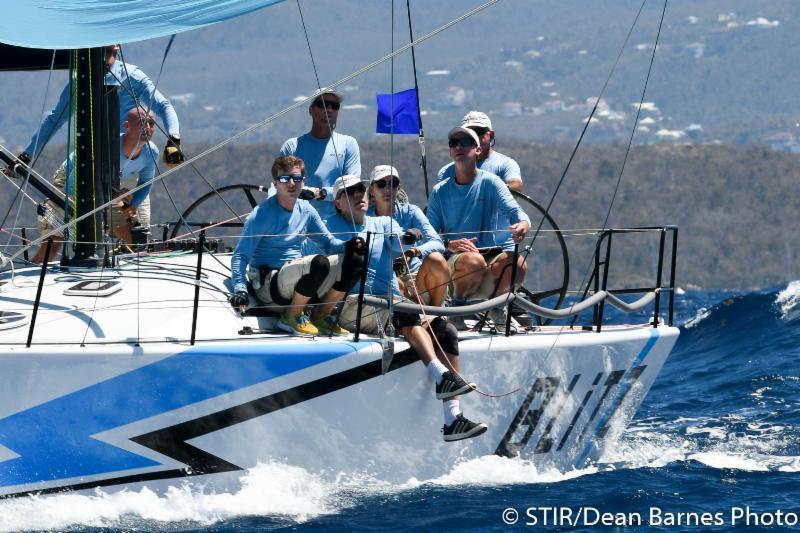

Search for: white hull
xmin=0 ymin=253 xmax=678 ymax=497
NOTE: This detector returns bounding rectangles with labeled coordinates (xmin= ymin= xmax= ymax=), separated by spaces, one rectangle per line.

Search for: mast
xmin=67 ymin=47 xmax=118 ymax=267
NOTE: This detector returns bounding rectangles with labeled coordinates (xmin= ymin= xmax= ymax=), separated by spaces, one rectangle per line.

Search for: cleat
xmin=276 ymin=313 xmax=319 ymax=336
xmin=312 ymin=314 xmax=350 ymax=337
xmin=443 ymin=414 xmax=488 ymax=442
xmin=435 ymin=370 xmax=475 ymax=400
xmin=488 ymin=306 xmax=519 ymax=330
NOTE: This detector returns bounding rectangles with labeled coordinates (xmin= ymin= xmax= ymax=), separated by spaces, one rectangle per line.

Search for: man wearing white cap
xmin=427 ymin=126 xmax=530 ymax=322
xmin=328 ymin=174 xmax=488 ymax=442
xmin=436 ymin=110 xmax=523 ymax=192
xmin=278 ymin=87 xmax=361 ymax=222
xmin=367 ymin=164 xmax=449 ymax=307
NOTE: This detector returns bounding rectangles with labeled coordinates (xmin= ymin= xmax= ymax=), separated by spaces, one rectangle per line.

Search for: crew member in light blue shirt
xmin=367 ymin=164 xmax=449 ymax=307
xmin=229 ymin=156 xmax=365 ymax=336
xmin=278 ymin=87 xmax=361 ymax=222
xmin=31 ymin=107 xmax=160 ymax=263
xmin=427 ymin=126 xmax=530 ymax=304
xmin=18 ymin=45 xmax=183 ymax=168
xmin=328 ymin=175 xmax=488 ymax=443
xmin=436 ymin=111 xmax=523 ymax=192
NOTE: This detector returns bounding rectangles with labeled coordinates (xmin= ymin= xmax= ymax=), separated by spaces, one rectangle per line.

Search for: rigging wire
xmin=530 ymin=0 xmax=669 ymax=389
xmin=295 ymin=0 xmax=357 ymax=234
xmin=1 ymin=49 xmax=59 ymax=256
xmin=405 ymin=0 xmax=430 ymax=198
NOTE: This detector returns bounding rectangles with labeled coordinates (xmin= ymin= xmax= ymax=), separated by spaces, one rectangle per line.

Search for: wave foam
xmin=413 ymin=455 xmax=596 ymax=487
xmin=0 ymin=462 xmax=347 ymax=532
xmin=605 ymin=415 xmax=799 ymax=474
xmin=683 ymin=306 xmax=709 ymax=328
xmin=776 ymin=280 xmax=800 ymax=319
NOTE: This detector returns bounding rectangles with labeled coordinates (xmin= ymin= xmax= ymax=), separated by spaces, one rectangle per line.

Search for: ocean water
xmin=1 ymin=285 xmax=799 ymax=532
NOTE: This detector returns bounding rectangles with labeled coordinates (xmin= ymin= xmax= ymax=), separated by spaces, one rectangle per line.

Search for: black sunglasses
xmin=374 ymin=177 xmax=400 ymax=190
xmin=314 ymin=99 xmax=341 ymax=110
xmin=276 ymin=175 xmax=304 ymax=183
xmin=471 ymin=127 xmax=490 ymax=137
xmin=343 ymin=184 xmax=366 ymax=196
xmin=448 ymin=137 xmax=476 ymax=148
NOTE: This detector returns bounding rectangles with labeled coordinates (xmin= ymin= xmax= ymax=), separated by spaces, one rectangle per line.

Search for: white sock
xmin=427 ymin=359 xmax=448 ymax=384
xmin=443 ymin=399 xmax=461 ymax=426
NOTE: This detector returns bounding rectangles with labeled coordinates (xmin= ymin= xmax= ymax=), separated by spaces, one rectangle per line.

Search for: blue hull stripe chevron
xmin=0 ymin=342 xmax=369 ymax=488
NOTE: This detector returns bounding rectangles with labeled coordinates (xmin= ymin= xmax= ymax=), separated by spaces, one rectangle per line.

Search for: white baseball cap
xmin=461 ymin=110 xmax=492 ymax=130
xmin=369 ymin=165 xmax=400 ymax=183
xmin=332 ymin=174 xmax=365 ymax=198
xmin=310 ymin=86 xmax=345 ymax=103
xmin=447 ymin=126 xmax=481 ymax=147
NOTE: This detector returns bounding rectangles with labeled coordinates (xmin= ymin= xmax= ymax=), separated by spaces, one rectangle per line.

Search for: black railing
xmin=581 ymin=226 xmax=678 ymax=331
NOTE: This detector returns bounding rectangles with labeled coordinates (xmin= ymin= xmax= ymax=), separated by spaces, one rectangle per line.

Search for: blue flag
xmin=376 ymin=88 xmax=420 ymax=134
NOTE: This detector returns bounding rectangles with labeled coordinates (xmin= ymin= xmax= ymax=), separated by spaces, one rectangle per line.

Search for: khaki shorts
xmin=446 ymin=249 xmax=506 ymax=300
xmin=37 ymin=169 xmax=150 ymax=236
xmin=338 ymin=295 xmax=421 ymax=334
xmin=111 ymin=174 xmax=151 ymax=231
xmin=253 ymin=253 xmax=343 ymax=311
xmin=398 ymin=269 xmax=433 ymax=305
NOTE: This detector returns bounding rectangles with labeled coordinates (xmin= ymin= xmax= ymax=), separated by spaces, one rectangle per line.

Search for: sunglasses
xmin=343 ymin=184 xmax=366 ymax=196
xmin=314 ymin=99 xmax=341 ymax=111
xmin=448 ymin=137 xmax=476 ymax=148
xmin=374 ymin=177 xmax=400 ymax=190
xmin=471 ymin=127 xmax=489 ymax=137
xmin=276 ymin=175 xmax=304 ymax=183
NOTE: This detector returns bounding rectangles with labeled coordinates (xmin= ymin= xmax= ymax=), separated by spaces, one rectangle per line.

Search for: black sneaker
xmin=443 ymin=414 xmax=488 ymax=442
xmin=435 ymin=370 xmax=475 ymax=400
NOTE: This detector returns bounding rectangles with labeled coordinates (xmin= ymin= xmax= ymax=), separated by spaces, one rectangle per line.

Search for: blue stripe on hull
xmin=575 ymin=328 xmax=660 ymax=467
xmin=0 ymin=342 xmax=368 ymax=488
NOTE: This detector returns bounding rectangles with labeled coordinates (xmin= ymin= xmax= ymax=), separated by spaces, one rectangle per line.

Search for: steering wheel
xmin=168 ymin=184 xmax=269 ymax=241
xmin=510 ymin=189 xmax=570 ymax=326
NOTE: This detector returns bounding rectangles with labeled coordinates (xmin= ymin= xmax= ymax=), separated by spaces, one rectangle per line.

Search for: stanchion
xmin=26 ymin=237 xmax=52 ymax=347
xmin=190 ymin=230 xmax=206 ymax=345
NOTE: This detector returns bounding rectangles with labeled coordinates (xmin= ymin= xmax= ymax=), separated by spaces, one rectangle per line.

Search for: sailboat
xmin=0 ymin=0 xmax=679 ymax=497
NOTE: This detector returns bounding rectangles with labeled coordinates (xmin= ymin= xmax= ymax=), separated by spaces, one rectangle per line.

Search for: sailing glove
xmin=345 ymin=236 xmax=367 ymax=256
xmin=229 ymin=291 xmax=249 ymax=308
xmin=163 ymin=134 xmax=185 ymax=168
xmin=299 ymin=188 xmax=317 ymax=200
xmin=401 ymin=228 xmax=423 ymax=245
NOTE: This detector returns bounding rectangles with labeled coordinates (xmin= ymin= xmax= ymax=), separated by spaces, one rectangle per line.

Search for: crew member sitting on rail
xmin=367 ymin=164 xmax=449 ymax=307
xmin=229 ymin=155 xmax=365 ymax=336
xmin=32 ymin=107 xmax=160 ymax=263
xmin=328 ymin=174 xmax=487 ymax=442
xmin=426 ymin=126 xmax=531 ymax=326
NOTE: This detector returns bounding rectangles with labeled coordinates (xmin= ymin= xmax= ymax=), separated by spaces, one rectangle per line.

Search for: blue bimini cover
xmin=0 ymin=0 xmax=285 ymax=49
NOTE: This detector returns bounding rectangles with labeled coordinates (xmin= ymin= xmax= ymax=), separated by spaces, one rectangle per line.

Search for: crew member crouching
xmin=327 ymin=174 xmax=487 ymax=442
xmin=230 ymin=156 xmax=365 ymax=336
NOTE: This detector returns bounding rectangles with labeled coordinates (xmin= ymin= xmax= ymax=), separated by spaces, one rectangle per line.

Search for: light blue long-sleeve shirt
xmin=63 ymin=136 xmax=158 ymax=208
xmin=426 ymin=170 xmax=530 ymax=251
xmin=326 ymin=213 xmax=402 ymax=297
xmin=367 ymin=202 xmax=444 ymax=273
xmin=231 ymin=196 xmax=345 ymax=293
xmin=24 ymin=61 xmax=179 ymax=158
xmin=278 ymin=132 xmax=361 ymax=221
